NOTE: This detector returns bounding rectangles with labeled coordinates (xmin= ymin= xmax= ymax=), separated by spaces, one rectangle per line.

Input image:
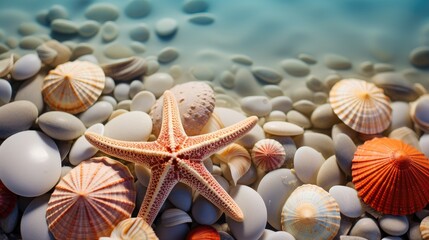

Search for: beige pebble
xmin=190 ymin=65 xmax=214 ymax=81
xmin=317 ymin=156 xmax=346 ymax=190
xmin=103 ymin=44 xmax=134 ymax=59
xmin=19 ymin=36 xmax=43 ymax=50
xmin=51 ymin=19 xmax=79 ymax=34
xmin=270 ymin=96 xmax=292 ymax=113
xmin=313 ymin=92 xmax=328 ymax=104
xmin=241 ymin=96 xmax=272 ymax=117
xmin=292 ymin=99 xmax=316 ymax=116
xmin=266 ymin=110 xmax=287 ymax=122
xmin=71 ymin=43 xmax=94 ymax=59
xmin=263 ymin=121 xmax=304 ymax=136
xmin=324 ymin=54 xmax=352 ymax=70
xmin=18 ymin=22 xmax=39 ymax=36
xmin=234 ymin=68 xmax=265 ymax=96
xmin=409 ymin=46 xmax=429 ymax=68
xmin=373 ymin=63 xmax=394 ymax=73
xmin=158 ymin=47 xmax=179 ymax=63
xmin=388 ymin=127 xmax=420 ymax=150
xmin=334 ymin=133 xmax=356 ymax=176
xmin=101 ymin=21 xmax=119 ymax=42
xmin=144 ymin=72 xmax=174 ymax=98
xmin=298 ymin=53 xmax=317 ymax=64
xmin=251 ymin=66 xmax=282 ymax=84
xmin=85 ymin=3 xmax=120 ymax=22
xmin=349 ymin=218 xmax=381 ymax=240
xmin=0 ymin=101 xmax=38 ymax=139
xmin=372 ymin=72 xmax=418 ymax=102
xmin=117 ymin=100 xmax=131 ymax=111
xmin=306 ymin=75 xmax=327 ymax=92
xmin=280 ymin=59 xmax=310 ymax=77
xmin=310 ymin=103 xmax=340 ymax=129
xmin=104 ymin=111 xmax=152 ymax=141
xmin=389 ymin=101 xmax=413 ymax=130
xmin=78 ymin=101 xmax=113 ymax=127
xmin=38 ymin=111 xmax=86 ymax=140
xmin=359 ymin=61 xmax=374 ymax=74
xmin=286 ymin=110 xmax=311 ymax=129
xmin=131 ymin=91 xmax=156 ymax=113
xmin=78 ymin=20 xmax=100 ymax=38
xmin=155 ymin=18 xmax=178 ymax=37
xmin=14 ymin=74 xmax=44 ymax=113
xmin=230 ymin=54 xmax=253 ymax=65
xmin=378 ymin=215 xmax=409 ymax=236
xmin=289 ymin=87 xmax=313 ymax=102
xmin=47 ymin=4 xmax=68 ymax=22
xmin=188 ymin=14 xmax=215 ymax=25
xmin=294 ymin=131 xmax=334 ymax=158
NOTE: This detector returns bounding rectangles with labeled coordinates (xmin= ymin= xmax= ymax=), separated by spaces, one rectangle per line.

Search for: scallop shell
xmin=46 ymin=157 xmax=136 ymax=240
xmin=420 ymin=216 xmax=429 ymax=240
xmin=281 ymin=184 xmax=341 ymax=240
xmin=251 ymin=139 xmax=286 ymax=172
xmin=329 ymin=78 xmax=392 ymax=134
xmin=0 ymin=54 xmax=14 ymax=78
xmin=213 ymin=143 xmax=251 ymax=185
xmin=101 ymin=56 xmax=147 ymax=81
xmin=186 ymin=225 xmax=220 ymax=240
xmin=109 ymin=217 xmax=158 ymax=240
xmin=0 ymin=180 xmax=17 ymax=218
xmin=36 ymin=40 xmax=72 ymax=67
xmin=42 ymin=61 xmax=105 ymax=114
xmin=352 ymin=137 xmax=429 ymax=215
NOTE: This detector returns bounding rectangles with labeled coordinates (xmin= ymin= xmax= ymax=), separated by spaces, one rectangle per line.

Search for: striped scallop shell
xmin=329 ymin=78 xmax=392 ymax=134
xmin=281 ymin=184 xmax=341 ymax=240
xmin=101 ymin=57 xmax=147 ymax=81
xmin=109 ymin=217 xmax=158 ymax=240
xmin=420 ymin=216 xmax=429 ymax=240
xmin=0 ymin=180 xmax=17 ymax=218
xmin=352 ymin=137 xmax=429 ymax=215
xmin=251 ymin=139 xmax=286 ymax=172
xmin=42 ymin=61 xmax=105 ymax=114
xmin=46 ymin=157 xmax=136 ymax=240
xmin=213 ymin=143 xmax=251 ymax=185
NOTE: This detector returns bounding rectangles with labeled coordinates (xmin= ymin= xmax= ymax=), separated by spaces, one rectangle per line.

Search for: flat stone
xmin=131 ymin=91 xmax=156 ymax=113
xmin=14 ymin=74 xmax=45 ymax=113
xmin=130 ymin=24 xmax=150 ymax=42
xmin=183 ymin=0 xmax=209 ymax=13
xmin=317 ymin=156 xmax=346 ymax=190
xmin=51 ymin=19 xmax=79 ymax=34
xmin=234 ymin=68 xmax=265 ymax=96
xmin=379 ymin=215 xmax=409 ymax=236
xmin=240 ymin=96 xmax=272 ymax=117
xmin=263 ymin=121 xmax=304 ymax=136
xmin=410 ymin=46 xmax=429 ymax=68
xmin=85 ymin=3 xmax=120 ymax=22
xmin=298 ymin=53 xmax=317 ymax=64
xmin=125 ymin=0 xmax=151 ymax=19
xmin=329 ymin=185 xmax=362 ymax=218
xmin=294 ymin=146 xmax=325 ymax=184
xmin=310 ymin=103 xmax=340 ymax=129
xmin=19 ymin=36 xmax=43 ymax=50
xmin=144 ymin=72 xmax=175 ymax=98
xmin=104 ymin=111 xmax=152 ymax=141
xmin=78 ymin=101 xmax=113 ymax=127
xmin=38 ymin=111 xmax=86 ymax=140
xmin=155 ymin=18 xmax=178 ymax=37
xmin=349 ymin=218 xmax=381 ymax=240
xmin=101 ymin=21 xmax=119 ymax=42
xmin=286 ymin=110 xmax=311 ymax=129
xmin=334 ymin=133 xmax=356 ymax=176
xmin=0 ymin=79 xmax=12 ymax=106
xmin=280 ymin=59 xmax=310 ymax=77
xmin=158 ymin=47 xmax=179 ymax=63
xmin=294 ymin=131 xmax=335 ymax=159
xmin=11 ymin=54 xmax=41 ymax=80
xmin=270 ymin=96 xmax=293 ymax=113
xmin=78 ymin=20 xmax=100 ymax=38
xmin=263 ymin=85 xmax=283 ymax=98
xmin=188 ymin=13 xmax=215 ymax=25
xmin=0 ymin=101 xmax=38 ymax=139
xmin=18 ymin=22 xmax=39 ymax=36
xmin=103 ymin=44 xmax=134 ymax=59
xmin=251 ymin=66 xmax=282 ymax=84
xmin=324 ymin=54 xmax=352 ymax=70
xmin=231 ymin=54 xmax=253 ymax=65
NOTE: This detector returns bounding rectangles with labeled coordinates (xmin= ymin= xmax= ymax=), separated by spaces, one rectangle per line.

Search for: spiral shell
xmin=251 ymin=139 xmax=286 ymax=172
xmin=0 ymin=180 xmax=17 ymax=218
xmin=109 ymin=217 xmax=158 ymax=240
xmin=101 ymin=56 xmax=147 ymax=81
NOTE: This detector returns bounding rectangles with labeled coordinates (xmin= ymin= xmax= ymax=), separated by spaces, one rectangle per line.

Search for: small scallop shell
xmin=213 ymin=143 xmax=251 ymax=185
xmin=109 ymin=217 xmax=158 ymax=240
xmin=281 ymin=184 xmax=341 ymax=240
xmin=0 ymin=54 xmax=14 ymax=78
xmin=251 ymin=139 xmax=286 ymax=172
xmin=186 ymin=225 xmax=220 ymax=240
xmin=46 ymin=157 xmax=136 ymax=240
xmin=42 ymin=61 xmax=105 ymax=114
xmin=0 ymin=180 xmax=17 ymax=218
xmin=36 ymin=40 xmax=72 ymax=67
xmin=101 ymin=57 xmax=147 ymax=81
xmin=329 ymin=78 xmax=392 ymax=134
xmin=420 ymin=216 xmax=429 ymax=240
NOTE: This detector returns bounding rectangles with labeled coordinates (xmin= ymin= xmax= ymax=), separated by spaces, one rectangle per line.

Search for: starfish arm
xmin=179 ymin=116 xmax=258 ymax=160
xmin=138 ymin=164 xmax=179 ymax=225
xmin=84 ymin=132 xmax=167 ymax=166
xmin=178 ymin=159 xmax=244 ymax=222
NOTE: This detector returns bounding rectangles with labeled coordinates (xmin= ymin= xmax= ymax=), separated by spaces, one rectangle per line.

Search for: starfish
xmin=85 ymin=90 xmax=258 ymax=225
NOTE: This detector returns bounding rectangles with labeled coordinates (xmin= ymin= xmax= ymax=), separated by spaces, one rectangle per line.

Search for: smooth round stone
xmin=286 ymin=110 xmax=311 ymax=129
xmin=188 ymin=13 xmax=215 ymax=25
xmin=129 ymin=80 xmax=145 ymax=99
xmin=263 ymin=121 xmax=304 ymax=136
xmin=125 ymin=0 xmax=151 ymax=19
xmin=260 ymin=230 xmax=295 ymax=240
xmin=158 ymin=47 xmax=179 ymax=63
xmin=78 ymin=20 xmax=100 ymax=38
xmin=263 ymin=85 xmax=283 ymax=98
xmin=0 ymin=43 xmax=8 ymax=54
xmin=192 ymin=194 xmax=222 ymax=225
xmin=0 ymin=101 xmax=38 ymax=138
xmin=267 ymin=111 xmax=287 ymax=122
xmin=234 ymin=68 xmax=265 ymax=96
xmin=14 ymin=74 xmax=44 ymax=113
xmin=116 ymin=100 xmax=132 ymax=111
xmin=102 ymin=76 xmax=115 ymax=94
xmin=0 ymin=131 xmax=61 ymax=197
xmin=20 ymin=194 xmax=54 ymax=240
xmin=313 ymin=92 xmax=328 ymax=105
xmin=78 ymin=101 xmax=113 ymax=127
xmin=329 ymin=185 xmax=362 ymax=218
xmin=130 ymin=41 xmax=146 ymax=54
xmin=270 ymin=96 xmax=293 ymax=113
xmin=226 ymin=185 xmax=267 ymax=240
xmin=359 ymin=61 xmax=374 ymax=74
xmin=11 ymin=54 xmax=41 ymax=80
xmin=298 ymin=53 xmax=317 ymax=64
xmin=146 ymin=59 xmax=160 ymax=75
xmin=155 ymin=18 xmax=178 ymax=37
xmin=101 ymin=21 xmax=118 ymax=42
xmin=317 ymin=156 xmax=346 ymax=191
xmin=19 ymin=36 xmax=43 ymax=50
xmin=51 ymin=19 xmax=78 ymax=34
xmin=71 ymin=43 xmax=94 ymax=59
xmin=350 ymin=218 xmax=381 ymax=240
xmin=306 ymin=75 xmax=326 ymax=92
xmin=190 ymin=65 xmax=214 ymax=81
xmin=372 ymin=72 xmax=418 ymax=102
xmin=324 ymin=54 xmax=352 ymax=70
xmin=104 ymin=111 xmax=152 ymax=141
xmin=231 ymin=54 xmax=253 ymax=65
xmin=100 ymin=96 xmax=117 ymax=110
xmin=420 ymin=133 xmax=429 ymax=158
xmin=334 ymin=133 xmax=356 ymax=176
xmin=310 ymin=103 xmax=339 ymax=129
xmin=257 ymin=168 xmax=302 ymax=230
xmin=280 ymin=59 xmax=310 ymax=77
xmin=294 ymin=146 xmax=325 ymax=184
xmin=131 ymin=91 xmax=156 ymax=113
xmin=374 ymin=63 xmax=394 ymax=73
xmin=104 ymin=43 xmax=134 ymax=59
xmin=144 ymin=72 xmax=175 ymax=98
xmin=0 ymin=79 xmax=12 ymax=106
xmin=251 ymin=66 xmax=282 ymax=84
xmin=154 ymin=212 xmax=190 ymax=240
xmin=47 ymin=4 xmax=68 ymax=21
xmin=168 ymin=183 xmax=192 ymax=212
xmin=113 ymin=83 xmax=131 ymax=102
xmin=414 ymin=97 xmax=429 ymax=125
xmin=289 ymin=87 xmax=314 ymax=102
xmin=240 ymin=96 xmax=272 ymax=117
xmin=38 ymin=111 xmax=86 ymax=141
xmin=183 ymin=0 xmax=209 ymax=13
xmin=407 ymin=220 xmax=422 ymax=240
xmin=85 ymin=3 xmax=119 ymax=22
xmin=378 ymin=215 xmax=409 ymax=236
xmin=390 ymin=101 xmax=413 ymax=130
xmin=294 ymin=132 xmax=335 ymax=159
xmin=410 ymin=46 xmax=429 ymax=68
xmin=130 ymin=24 xmax=150 ymax=42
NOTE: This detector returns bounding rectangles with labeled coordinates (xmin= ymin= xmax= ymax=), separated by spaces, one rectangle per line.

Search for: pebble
xmin=317 ymin=156 xmax=346 ymax=190
xmin=390 ymin=101 xmax=413 ymax=130
xmin=130 ymin=24 xmax=150 ymax=42
xmin=130 ymin=41 xmax=146 ymax=54
xmin=251 ymin=66 xmax=282 ymax=84
xmin=270 ymin=96 xmax=293 ymax=113
xmin=0 ymin=101 xmax=38 ymax=139
xmin=234 ymin=68 xmax=265 ymax=96
xmin=71 ymin=43 xmax=94 ymax=59
xmin=11 ymin=54 xmax=41 ymax=80
xmin=47 ymin=4 xmax=68 ymax=22
xmin=230 ymin=54 xmax=253 ymax=65
xmin=14 ymin=74 xmax=44 ymax=113
xmin=334 ymin=133 xmax=356 ymax=176
xmin=293 ymin=146 xmax=325 ymax=184
xmin=101 ymin=21 xmax=119 ymax=42
xmin=116 ymin=100 xmax=132 ymax=111
xmin=102 ymin=76 xmax=115 ymax=94
xmin=306 ymin=75 xmax=327 ymax=92
xmin=158 ymin=47 xmax=179 ymax=63
xmin=294 ymin=132 xmax=335 ymax=159
xmin=226 ymin=185 xmax=267 ymax=240
xmin=104 ymin=111 xmax=152 ymax=141
xmin=359 ymin=61 xmax=374 ymax=74
xmin=125 ymin=0 xmax=151 ymax=19
xmin=378 ymin=215 xmax=409 ymax=236
xmin=168 ymin=183 xmax=192 ymax=212
xmin=78 ymin=20 xmax=100 ymax=38
xmin=372 ymin=72 xmax=418 ymax=102
xmin=144 ymin=72 xmax=175 ymax=98
xmin=286 ymin=110 xmax=311 ymax=129
xmin=146 ymin=59 xmax=160 ymax=75
xmin=154 ymin=209 xmax=191 ymax=240
xmin=51 ymin=19 xmax=78 ymax=34
xmin=19 ymin=36 xmax=43 ymax=50
xmin=38 ymin=111 xmax=86 ymax=141
xmin=190 ymin=65 xmax=214 ymax=81
xmin=188 ymin=13 xmax=215 ymax=25
xmin=329 ymin=185 xmax=362 ymax=218
xmin=420 ymin=133 xmax=429 ymax=158
xmin=260 ymin=230 xmax=295 ymax=240
xmin=263 ymin=121 xmax=304 ymax=136
xmin=155 ymin=18 xmax=178 ymax=37
xmin=389 ymin=127 xmax=420 ymax=150
xmin=78 ymin=101 xmax=113 ymax=127
xmin=267 ymin=111 xmax=287 ymax=122
xmin=324 ymin=54 xmax=352 ymax=70
xmin=298 ymin=53 xmax=317 ymax=64
xmin=0 ymin=79 xmax=12 ymax=106
xmin=129 ymin=80 xmax=145 ymax=99
xmin=113 ymin=83 xmax=131 ymax=102
xmin=240 ymin=96 xmax=272 ymax=117
xmin=313 ymin=92 xmax=328 ymax=104
xmin=104 ymin=44 xmax=134 ymax=59
xmin=409 ymin=46 xmax=429 ymax=68
xmin=311 ymin=103 xmax=340 ymax=129
xmin=280 ymin=59 xmax=310 ymax=77
xmin=1 ymin=204 xmax=18 ymax=233
xmin=289 ymin=87 xmax=314 ymax=102
xmin=0 ymin=43 xmax=8 ymax=54
xmin=183 ymin=0 xmax=209 ymax=13
xmin=0 ymin=55 xmax=13 ymax=77
xmin=131 ymin=91 xmax=156 ymax=113
xmin=263 ymin=85 xmax=283 ymax=98
xmin=373 ymin=63 xmax=394 ymax=73
xmin=85 ymin=3 xmax=120 ymax=22
xmin=349 ymin=218 xmax=381 ymax=240
xmin=20 ymin=194 xmax=53 ymax=240
xmin=0 ymin=131 xmax=61 ymax=197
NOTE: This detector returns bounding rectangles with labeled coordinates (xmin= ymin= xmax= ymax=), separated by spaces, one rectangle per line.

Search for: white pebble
xmin=155 ymin=18 xmax=178 ymax=37
xmin=324 ymin=54 xmax=352 ymax=70
xmin=78 ymin=101 xmax=113 ymax=127
xmin=329 ymin=185 xmax=362 ymax=218
xmin=11 ymin=54 xmax=41 ymax=80
xmin=0 ymin=79 xmax=12 ymax=106
xmin=349 ymin=218 xmax=381 ymax=240
xmin=378 ymin=215 xmax=409 ymax=236
xmin=101 ymin=21 xmax=119 ymax=42
xmin=0 ymin=101 xmax=38 ymax=138
xmin=294 ymin=146 xmax=325 ymax=184
xmin=263 ymin=121 xmax=304 ymax=136
xmin=280 ymin=59 xmax=310 ymax=77
xmin=131 ymin=91 xmax=156 ymax=113
xmin=102 ymin=76 xmax=115 ymax=94
xmin=20 ymin=194 xmax=53 ymax=240
xmin=144 ymin=72 xmax=174 ymax=98
xmin=240 ymin=96 xmax=272 ymax=117
xmin=104 ymin=111 xmax=152 ymax=141
xmin=129 ymin=80 xmax=145 ymax=99
xmin=270 ymin=96 xmax=293 ymax=113
xmin=158 ymin=47 xmax=179 ymax=63
xmin=85 ymin=3 xmax=120 ymax=22
xmin=317 ymin=156 xmax=346 ymax=190
xmin=113 ymin=83 xmax=131 ymax=102
xmin=38 ymin=111 xmax=86 ymax=140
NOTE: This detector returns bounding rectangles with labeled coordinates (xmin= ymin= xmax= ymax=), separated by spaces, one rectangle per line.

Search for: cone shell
xmin=42 ymin=61 xmax=105 ymax=114
xmin=0 ymin=180 xmax=17 ymax=218
xmin=352 ymin=137 xmax=429 ymax=215
xmin=46 ymin=157 xmax=136 ymax=240
xmin=421 ymin=216 xmax=429 ymax=240
xmin=109 ymin=217 xmax=158 ymax=240
xmin=186 ymin=225 xmax=220 ymax=240
xmin=329 ymin=78 xmax=392 ymax=134
xmin=251 ymin=139 xmax=286 ymax=172
xmin=281 ymin=184 xmax=341 ymax=240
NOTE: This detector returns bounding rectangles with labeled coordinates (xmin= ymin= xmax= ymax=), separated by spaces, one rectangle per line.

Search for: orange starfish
xmin=85 ymin=90 xmax=258 ymax=225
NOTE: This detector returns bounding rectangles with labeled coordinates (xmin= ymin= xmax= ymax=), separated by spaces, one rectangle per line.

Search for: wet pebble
xmin=125 ymin=0 xmax=151 ymax=19
xmin=51 ymin=19 xmax=78 ymax=34
xmin=0 ymin=79 xmax=12 ymax=106
xmin=329 ymin=185 xmax=362 ymax=218
xmin=0 ymin=101 xmax=38 ymax=139
xmin=38 ymin=111 xmax=86 ymax=140
xmin=158 ymin=47 xmax=179 ymax=63
xmin=144 ymin=72 xmax=175 ymax=98
xmin=155 ymin=18 xmax=178 ymax=37
xmin=390 ymin=101 xmax=413 ymax=130
xmin=359 ymin=61 xmax=374 ymax=74
xmin=104 ymin=111 xmax=152 ymax=141
xmin=294 ymin=146 xmax=325 ymax=184
xmin=85 ymin=3 xmax=120 ymax=22
xmin=324 ymin=54 xmax=352 ymax=70
xmin=168 ymin=183 xmax=192 ymax=212
xmin=378 ymin=215 xmax=409 ymax=236
xmin=129 ymin=80 xmax=145 ymax=99
xmin=78 ymin=20 xmax=100 ymax=38
xmin=410 ymin=46 xmax=429 ymax=68
xmin=334 ymin=133 xmax=356 ymax=176
xmin=11 ymin=54 xmax=41 ymax=80
xmin=130 ymin=42 xmax=146 ymax=54
xmin=188 ymin=13 xmax=215 ymax=25
xmin=230 ymin=54 xmax=253 ymax=65
xmin=263 ymin=121 xmax=304 ymax=136
xmin=101 ymin=21 xmax=119 ymax=42
xmin=183 ymin=0 xmax=209 ymax=13
xmin=130 ymin=24 xmax=150 ymax=42
xmin=280 ymin=59 xmax=310 ymax=77
xmin=47 ymin=4 xmax=68 ymax=22
xmin=20 ymin=194 xmax=53 ymax=240
xmin=317 ymin=156 xmax=346 ymax=190
xmin=263 ymin=85 xmax=283 ymax=98
xmin=349 ymin=217 xmax=381 ymax=240
xmin=240 ymin=96 xmax=272 ymax=117
xmin=251 ymin=66 xmax=282 ymax=84
xmin=78 ymin=101 xmax=113 ymax=127
xmin=131 ymin=91 xmax=156 ymax=113
xmin=310 ymin=103 xmax=339 ymax=129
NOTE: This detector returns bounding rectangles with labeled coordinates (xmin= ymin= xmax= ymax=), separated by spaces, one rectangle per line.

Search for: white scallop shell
xmin=110 ymin=217 xmax=158 ymax=240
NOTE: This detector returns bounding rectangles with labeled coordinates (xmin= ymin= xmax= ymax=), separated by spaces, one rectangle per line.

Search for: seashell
xmin=410 ymin=94 xmax=429 ymax=132
xmin=0 ymin=180 xmax=17 ymax=218
xmin=352 ymin=137 xmax=429 ymax=215
xmin=371 ymin=72 xmax=419 ymax=102
xmin=109 ymin=217 xmax=158 ymax=240
xmin=0 ymin=54 xmax=14 ymax=78
xmin=159 ymin=208 xmax=192 ymax=227
xmin=36 ymin=40 xmax=72 ymax=67
xmin=101 ymin=56 xmax=147 ymax=81
xmin=42 ymin=61 xmax=105 ymax=114
xmin=46 ymin=157 xmax=136 ymax=240
xmin=329 ymin=78 xmax=392 ymax=134
xmin=251 ymin=139 xmax=286 ymax=172
xmin=186 ymin=225 xmax=220 ymax=240
xmin=213 ymin=143 xmax=251 ymax=185
xmin=281 ymin=184 xmax=341 ymax=240
xmin=420 ymin=216 xmax=429 ymax=240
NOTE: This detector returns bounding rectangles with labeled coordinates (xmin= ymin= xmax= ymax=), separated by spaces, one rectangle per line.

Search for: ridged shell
xmin=0 ymin=180 xmax=17 ymax=218
xmin=42 ymin=61 xmax=105 ymax=114
xmin=159 ymin=208 xmax=192 ymax=227
xmin=186 ymin=225 xmax=220 ymax=240
xmin=36 ymin=40 xmax=72 ymax=67
xmin=251 ymin=139 xmax=286 ymax=172
xmin=281 ymin=184 xmax=341 ymax=240
xmin=420 ymin=216 xmax=429 ymax=240
xmin=0 ymin=54 xmax=14 ymax=78
xmin=213 ymin=143 xmax=251 ymax=185
xmin=101 ymin=57 xmax=147 ymax=81
xmin=329 ymin=78 xmax=392 ymax=134
xmin=46 ymin=157 xmax=136 ymax=240
xmin=352 ymin=137 xmax=429 ymax=215
xmin=109 ymin=217 xmax=158 ymax=240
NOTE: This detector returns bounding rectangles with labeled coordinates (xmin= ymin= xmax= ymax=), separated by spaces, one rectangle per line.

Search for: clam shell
xmin=0 ymin=180 xmax=17 ymax=218
xmin=42 ymin=61 xmax=105 ymax=114
xmin=329 ymin=78 xmax=392 ymax=134
xmin=281 ymin=184 xmax=341 ymax=240
xmin=251 ymin=138 xmax=286 ymax=172
xmin=420 ymin=216 xmax=429 ymax=240
xmin=36 ymin=40 xmax=72 ymax=67
xmin=352 ymin=137 xmax=429 ymax=215
xmin=186 ymin=225 xmax=220 ymax=240
xmin=46 ymin=157 xmax=136 ymax=240
xmin=101 ymin=56 xmax=147 ymax=81
xmin=0 ymin=54 xmax=14 ymax=78
xmin=213 ymin=143 xmax=251 ymax=185
xmin=109 ymin=217 xmax=158 ymax=240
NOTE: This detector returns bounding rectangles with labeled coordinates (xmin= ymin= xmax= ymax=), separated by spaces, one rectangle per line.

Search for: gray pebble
xmin=125 ymin=0 xmax=151 ymax=19
xmin=190 ymin=65 xmax=214 ymax=81
xmin=183 ymin=0 xmax=209 ymax=13
xmin=85 ymin=3 xmax=120 ymax=22
xmin=289 ymin=87 xmax=314 ymax=102
xmin=11 ymin=54 xmax=41 ymax=80
xmin=251 ymin=66 xmax=282 ymax=84
xmin=359 ymin=61 xmax=374 ymax=74
xmin=334 ymin=133 xmax=356 ymax=176
xmin=188 ymin=13 xmax=215 ymax=25
xmin=324 ymin=54 xmax=352 ymax=70
xmin=102 ymin=76 xmax=115 ymax=94
xmin=129 ymin=80 xmax=145 ymax=99
xmin=158 ymin=47 xmax=179 ymax=63
xmin=329 ymin=185 xmax=362 ymax=218
xmin=294 ymin=132 xmax=334 ymax=158
xmin=47 ymin=5 xmax=68 ymax=22
xmin=294 ymin=146 xmax=325 ymax=184
xmin=14 ymin=74 xmax=44 ymax=113
xmin=155 ymin=18 xmax=178 ymax=37
xmin=378 ymin=215 xmax=409 ymax=236
xmin=349 ymin=218 xmax=381 ymax=240
xmin=51 ymin=19 xmax=79 ymax=34
xmin=390 ymin=102 xmax=413 ymax=130
xmin=372 ymin=72 xmax=418 ymax=102
xmin=219 ymin=71 xmax=235 ymax=89
xmin=78 ymin=101 xmax=113 ymax=127
xmin=234 ymin=68 xmax=264 ymax=96
xmin=263 ymin=85 xmax=284 ymax=98
xmin=280 ymin=59 xmax=310 ymax=77
xmin=168 ymin=183 xmax=192 ymax=212
xmin=0 ymin=101 xmax=38 ymax=139
xmin=101 ymin=21 xmax=119 ymax=42
xmin=373 ymin=63 xmax=394 ymax=73
xmin=230 ymin=54 xmax=253 ymax=65
xmin=130 ymin=24 xmax=150 ymax=42
xmin=317 ymin=156 xmax=346 ymax=191
xmin=38 ymin=111 xmax=86 ymax=140
xmin=286 ymin=110 xmax=311 ymax=129
xmin=99 ymin=95 xmax=117 ymax=109
xmin=146 ymin=59 xmax=160 ymax=75
xmin=19 ymin=36 xmax=43 ymax=50
xmin=78 ymin=20 xmax=100 ymax=38
xmin=130 ymin=42 xmax=146 ymax=54
xmin=310 ymin=103 xmax=339 ymax=129
xmin=241 ymin=96 xmax=272 ymax=117
xmin=0 ymin=43 xmax=8 ymax=54
xmin=306 ymin=75 xmax=327 ymax=92
xmin=0 ymin=79 xmax=12 ymax=106
xmin=144 ymin=72 xmax=174 ymax=98
xmin=298 ymin=53 xmax=317 ymax=64
xmin=113 ymin=83 xmax=131 ymax=102
xmin=116 ymin=100 xmax=132 ymax=111
xmin=270 ymin=96 xmax=292 ymax=113
xmin=410 ymin=46 xmax=429 ymax=68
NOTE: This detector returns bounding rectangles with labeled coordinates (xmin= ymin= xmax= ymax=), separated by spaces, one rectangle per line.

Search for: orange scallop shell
xmin=46 ymin=157 xmax=136 ymax=240
xmin=0 ymin=180 xmax=17 ymax=218
xmin=42 ymin=61 xmax=105 ymax=114
xmin=186 ymin=225 xmax=220 ymax=240
xmin=329 ymin=79 xmax=392 ymax=134
xmin=352 ymin=137 xmax=429 ymax=215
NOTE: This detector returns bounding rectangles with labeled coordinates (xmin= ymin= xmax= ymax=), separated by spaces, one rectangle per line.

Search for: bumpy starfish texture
xmin=85 ymin=90 xmax=258 ymax=225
